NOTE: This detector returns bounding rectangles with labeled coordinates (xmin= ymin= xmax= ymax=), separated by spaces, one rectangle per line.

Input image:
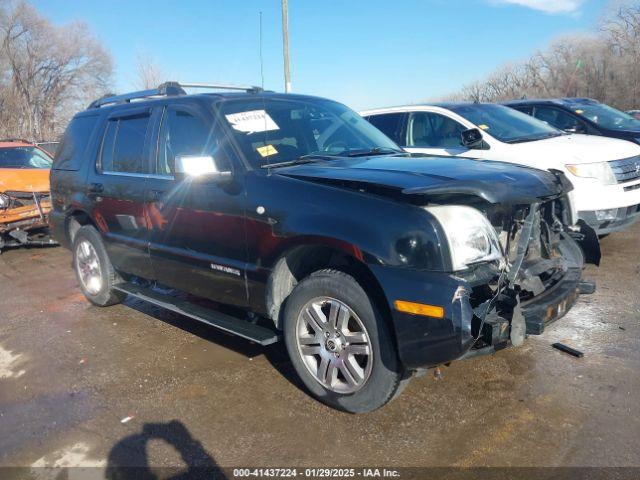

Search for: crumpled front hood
xmin=0 ymin=168 xmax=50 ymax=193
xmin=276 ymin=155 xmax=568 ymax=204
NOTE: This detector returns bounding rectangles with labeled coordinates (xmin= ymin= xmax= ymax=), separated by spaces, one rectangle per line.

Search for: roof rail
xmin=88 ymin=81 xmax=263 ymax=109
xmin=175 ymin=82 xmax=263 ymax=93
xmin=88 ymin=83 xmax=185 ymax=109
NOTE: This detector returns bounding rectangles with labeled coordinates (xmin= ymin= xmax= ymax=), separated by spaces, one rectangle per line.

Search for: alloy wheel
xmin=295 ymin=296 xmax=373 ymax=394
xmin=75 ymin=239 xmax=103 ymax=295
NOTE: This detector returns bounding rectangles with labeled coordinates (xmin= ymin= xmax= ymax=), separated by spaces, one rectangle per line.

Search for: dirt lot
xmin=0 ymin=223 xmax=639 ymax=473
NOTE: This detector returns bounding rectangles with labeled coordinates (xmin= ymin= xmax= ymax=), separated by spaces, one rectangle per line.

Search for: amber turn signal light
xmin=394 ymin=300 xmax=444 ymax=319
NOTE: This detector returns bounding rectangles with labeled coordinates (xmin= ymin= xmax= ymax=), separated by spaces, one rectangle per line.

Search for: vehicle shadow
xmin=124 ymin=297 xmax=265 ymax=359
xmin=124 ymin=296 xmax=308 ymax=394
xmin=105 ymin=420 xmax=226 ymax=480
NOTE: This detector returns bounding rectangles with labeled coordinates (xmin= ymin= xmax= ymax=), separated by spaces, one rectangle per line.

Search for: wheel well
xmin=266 ymin=245 xmax=392 ymax=332
xmin=66 ymin=211 xmax=95 ymax=245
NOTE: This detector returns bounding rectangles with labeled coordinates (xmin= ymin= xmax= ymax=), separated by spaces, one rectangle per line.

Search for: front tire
xmin=72 ymin=225 xmax=125 ymax=307
xmin=283 ymin=269 xmax=406 ymax=413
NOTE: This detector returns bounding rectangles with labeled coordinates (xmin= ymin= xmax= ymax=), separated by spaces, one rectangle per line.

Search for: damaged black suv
xmin=50 ymin=83 xmax=597 ymax=413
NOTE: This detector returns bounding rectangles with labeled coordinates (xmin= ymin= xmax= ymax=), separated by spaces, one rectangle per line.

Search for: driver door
xmin=145 ymin=101 xmax=249 ymax=307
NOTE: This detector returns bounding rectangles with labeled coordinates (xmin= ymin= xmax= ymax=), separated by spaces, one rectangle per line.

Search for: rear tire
xmin=283 ymin=269 xmax=406 ymax=413
xmin=72 ymin=225 xmax=125 ymax=307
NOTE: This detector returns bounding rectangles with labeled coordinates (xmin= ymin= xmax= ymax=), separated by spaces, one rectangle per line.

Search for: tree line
xmin=0 ymin=1 xmax=112 ymax=141
xmin=446 ymin=4 xmax=640 ymax=110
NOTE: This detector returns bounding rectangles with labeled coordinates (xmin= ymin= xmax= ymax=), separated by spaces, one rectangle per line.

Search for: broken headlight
xmin=425 ymin=205 xmax=503 ymax=271
xmin=0 ymin=193 xmax=9 ymax=209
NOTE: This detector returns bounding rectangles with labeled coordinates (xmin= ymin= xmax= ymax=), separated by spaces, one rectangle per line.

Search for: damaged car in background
xmin=0 ymin=139 xmax=57 ymax=251
xmin=50 ymin=85 xmax=598 ymax=412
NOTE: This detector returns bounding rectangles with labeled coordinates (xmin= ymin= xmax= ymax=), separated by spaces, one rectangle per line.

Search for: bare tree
xmin=0 ymin=1 xmax=113 ymax=140
xmin=135 ymin=51 xmax=164 ymax=90
xmin=445 ymin=2 xmax=640 ymax=110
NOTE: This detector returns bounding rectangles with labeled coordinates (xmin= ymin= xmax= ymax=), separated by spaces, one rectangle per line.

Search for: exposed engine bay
xmin=462 ymin=196 xmax=595 ymax=355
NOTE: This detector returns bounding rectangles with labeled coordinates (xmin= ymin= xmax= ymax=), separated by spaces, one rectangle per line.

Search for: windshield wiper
xmin=504 ymin=132 xmax=563 ymax=144
xmin=260 ymin=153 xmax=337 ymax=169
xmin=341 ymin=147 xmax=406 ymax=157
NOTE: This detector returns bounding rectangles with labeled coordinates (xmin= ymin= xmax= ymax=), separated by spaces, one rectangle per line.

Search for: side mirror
xmin=174 ymin=155 xmax=232 ymax=182
xmin=461 ymin=128 xmax=484 ymax=149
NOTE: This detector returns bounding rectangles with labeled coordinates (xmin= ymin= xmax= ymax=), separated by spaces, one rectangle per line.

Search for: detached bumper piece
xmin=520 ymin=267 xmax=581 ymax=335
xmin=0 ymin=228 xmax=58 ymax=250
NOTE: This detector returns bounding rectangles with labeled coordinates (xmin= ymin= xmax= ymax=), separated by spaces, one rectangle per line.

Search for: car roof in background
xmin=431 ymin=102 xmax=508 ymax=109
xmin=362 ymin=102 xmax=511 ymax=113
xmin=503 ymin=98 xmax=600 ymax=107
xmin=0 ymin=139 xmax=35 ymax=148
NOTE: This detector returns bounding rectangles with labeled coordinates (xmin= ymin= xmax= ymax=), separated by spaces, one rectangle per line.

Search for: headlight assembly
xmin=0 ymin=193 xmax=10 ymax=209
xmin=565 ymin=162 xmax=616 ymax=185
xmin=424 ymin=205 xmax=503 ymax=271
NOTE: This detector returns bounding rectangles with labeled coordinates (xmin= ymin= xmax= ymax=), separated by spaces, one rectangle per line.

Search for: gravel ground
xmin=0 ymin=223 xmax=638 ymax=474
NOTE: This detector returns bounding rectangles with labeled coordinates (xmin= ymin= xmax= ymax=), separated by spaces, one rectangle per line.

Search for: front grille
xmin=610 ymin=156 xmax=640 ymax=184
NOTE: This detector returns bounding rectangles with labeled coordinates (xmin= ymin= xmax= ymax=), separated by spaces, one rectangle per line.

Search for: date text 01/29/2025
xmin=232 ymin=468 xmax=401 ymax=478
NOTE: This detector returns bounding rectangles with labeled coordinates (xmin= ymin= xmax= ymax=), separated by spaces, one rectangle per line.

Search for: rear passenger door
xmin=89 ymin=107 xmax=154 ymax=279
xmin=144 ymin=102 xmax=249 ymax=307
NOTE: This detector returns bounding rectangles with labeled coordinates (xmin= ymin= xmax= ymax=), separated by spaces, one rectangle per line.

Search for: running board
xmin=113 ymin=283 xmax=279 ymax=346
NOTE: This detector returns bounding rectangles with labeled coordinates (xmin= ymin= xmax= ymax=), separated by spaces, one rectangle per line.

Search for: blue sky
xmin=33 ymin=0 xmax=606 ymax=109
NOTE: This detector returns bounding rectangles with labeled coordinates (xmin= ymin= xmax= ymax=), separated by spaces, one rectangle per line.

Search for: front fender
xmin=244 ymin=171 xmax=447 ymax=271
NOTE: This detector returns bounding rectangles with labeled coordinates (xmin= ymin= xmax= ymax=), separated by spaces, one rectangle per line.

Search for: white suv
xmin=361 ymin=103 xmax=640 ymax=235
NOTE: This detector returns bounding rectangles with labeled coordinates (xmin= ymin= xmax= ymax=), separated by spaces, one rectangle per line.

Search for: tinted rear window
xmin=100 ymin=114 xmax=150 ymax=174
xmin=53 ymin=115 xmax=99 ymax=171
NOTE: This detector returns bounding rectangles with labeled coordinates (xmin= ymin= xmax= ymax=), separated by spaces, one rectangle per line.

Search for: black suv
xmin=50 ymin=83 xmax=594 ymax=412
xmin=504 ymin=98 xmax=640 ymax=144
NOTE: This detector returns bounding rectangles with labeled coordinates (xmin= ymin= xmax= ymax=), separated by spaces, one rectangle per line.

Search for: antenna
xmin=259 ymin=11 xmax=265 ymax=90
xmin=281 ymin=0 xmax=291 ymax=92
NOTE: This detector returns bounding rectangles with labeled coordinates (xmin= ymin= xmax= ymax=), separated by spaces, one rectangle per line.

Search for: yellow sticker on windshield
xmin=575 ymin=109 xmax=584 ymax=114
xmin=257 ymin=144 xmax=278 ymax=157
xmin=478 ymin=124 xmax=490 ymax=130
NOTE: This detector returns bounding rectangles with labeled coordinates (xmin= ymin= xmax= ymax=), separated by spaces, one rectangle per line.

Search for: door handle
xmin=88 ymin=183 xmax=104 ymax=193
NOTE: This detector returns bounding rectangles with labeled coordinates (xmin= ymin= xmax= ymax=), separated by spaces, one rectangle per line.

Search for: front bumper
xmin=0 ymin=197 xmax=55 ymax=249
xmin=370 ymin=261 xmax=585 ymax=370
xmin=520 ymin=267 xmax=581 ymax=334
xmin=579 ymin=203 xmax=640 ymax=235
xmin=0 ymin=203 xmax=51 ymax=233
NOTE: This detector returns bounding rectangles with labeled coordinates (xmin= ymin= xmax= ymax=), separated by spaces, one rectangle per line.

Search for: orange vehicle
xmin=0 ymin=139 xmax=57 ymax=251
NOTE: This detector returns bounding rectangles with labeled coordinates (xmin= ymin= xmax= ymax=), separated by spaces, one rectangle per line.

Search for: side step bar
xmin=113 ymin=283 xmax=279 ymax=346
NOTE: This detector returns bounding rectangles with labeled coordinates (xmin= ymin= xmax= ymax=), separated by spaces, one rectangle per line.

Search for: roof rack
xmin=88 ymin=81 xmax=264 ymax=109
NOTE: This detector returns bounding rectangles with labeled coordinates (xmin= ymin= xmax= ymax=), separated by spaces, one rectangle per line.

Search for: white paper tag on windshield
xmin=225 ymin=110 xmax=279 ymax=134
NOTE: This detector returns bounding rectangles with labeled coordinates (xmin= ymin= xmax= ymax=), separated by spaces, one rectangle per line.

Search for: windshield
xmin=0 ymin=146 xmax=53 ymax=169
xmin=449 ymin=104 xmax=563 ymax=143
xmin=217 ymin=96 xmax=402 ymax=167
xmin=571 ymin=102 xmax=640 ymax=131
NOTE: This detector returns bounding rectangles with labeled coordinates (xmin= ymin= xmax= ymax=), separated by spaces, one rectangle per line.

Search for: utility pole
xmin=281 ymin=0 xmax=291 ymax=92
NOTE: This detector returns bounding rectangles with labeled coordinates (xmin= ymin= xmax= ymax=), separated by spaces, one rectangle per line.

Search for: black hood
xmin=276 ymin=155 xmax=570 ymax=204
xmin=602 ymin=128 xmax=640 ymax=142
